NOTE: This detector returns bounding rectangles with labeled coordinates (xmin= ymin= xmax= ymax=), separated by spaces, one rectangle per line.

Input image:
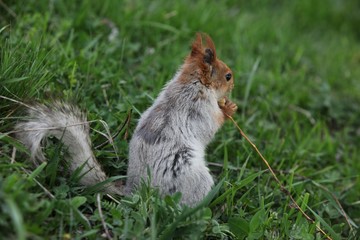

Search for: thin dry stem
xmin=0 ymin=95 xmax=38 ymax=111
xmin=11 ymin=146 xmax=16 ymax=164
xmin=106 ymin=193 xmax=121 ymax=205
xmin=97 ymin=193 xmax=112 ymax=240
xmin=226 ymin=114 xmax=333 ymax=240
xmin=93 ymin=119 xmax=120 ymax=161
xmin=22 ymin=166 xmax=55 ymax=199
xmin=123 ymin=109 xmax=132 ymax=140
xmin=311 ymin=181 xmax=354 ymax=231
xmin=209 ymin=160 xmax=354 ymax=230
xmin=4 ymin=120 xmax=98 ymax=136
xmin=0 ymin=0 xmax=17 ymax=17
xmin=95 ymin=109 xmax=132 ymax=149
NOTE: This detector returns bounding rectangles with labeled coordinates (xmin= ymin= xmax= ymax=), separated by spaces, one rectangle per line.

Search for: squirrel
xmin=14 ymin=33 xmax=237 ymax=206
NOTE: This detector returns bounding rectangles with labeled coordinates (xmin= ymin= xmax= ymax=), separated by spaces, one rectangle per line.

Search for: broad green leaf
xmin=228 ymin=216 xmax=249 ymax=239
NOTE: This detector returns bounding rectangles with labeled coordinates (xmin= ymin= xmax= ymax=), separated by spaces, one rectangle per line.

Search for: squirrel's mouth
xmin=213 ymin=79 xmax=234 ymax=105
xmin=217 ymin=91 xmax=230 ymax=106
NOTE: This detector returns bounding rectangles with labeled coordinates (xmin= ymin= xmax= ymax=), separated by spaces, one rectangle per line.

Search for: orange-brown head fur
xmin=180 ymin=33 xmax=234 ymax=100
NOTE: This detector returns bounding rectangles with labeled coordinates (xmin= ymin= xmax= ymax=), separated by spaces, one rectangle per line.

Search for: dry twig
xmin=97 ymin=193 xmax=112 ymax=240
xmin=226 ymin=114 xmax=333 ymax=240
xmin=209 ymin=161 xmax=355 ymax=231
xmin=95 ymin=109 xmax=132 ymax=149
xmin=0 ymin=0 xmax=17 ymax=18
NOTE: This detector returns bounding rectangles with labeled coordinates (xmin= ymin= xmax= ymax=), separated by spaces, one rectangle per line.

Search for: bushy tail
xmin=14 ymin=101 xmax=121 ymax=195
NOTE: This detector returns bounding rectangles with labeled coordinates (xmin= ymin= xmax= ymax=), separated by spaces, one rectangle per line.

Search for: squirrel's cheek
xmin=230 ymin=82 xmax=235 ymax=91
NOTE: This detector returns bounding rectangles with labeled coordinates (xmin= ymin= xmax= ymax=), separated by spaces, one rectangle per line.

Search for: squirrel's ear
xmin=204 ymin=34 xmax=217 ymax=64
xmin=188 ymin=34 xmax=217 ymax=85
xmin=190 ymin=33 xmax=217 ymax=65
xmin=191 ymin=33 xmax=203 ymax=57
xmin=204 ymin=48 xmax=214 ymax=64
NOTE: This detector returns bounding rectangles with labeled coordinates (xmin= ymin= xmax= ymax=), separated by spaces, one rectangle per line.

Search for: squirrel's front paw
xmin=219 ymin=97 xmax=237 ymax=117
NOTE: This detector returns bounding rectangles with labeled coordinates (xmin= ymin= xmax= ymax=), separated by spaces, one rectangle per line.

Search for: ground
xmin=0 ymin=0 xmax=359 ymax=239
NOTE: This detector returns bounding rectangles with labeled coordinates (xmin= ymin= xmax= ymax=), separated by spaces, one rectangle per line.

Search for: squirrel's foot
xmin=219 ymin=97 xmax=237 ymax=117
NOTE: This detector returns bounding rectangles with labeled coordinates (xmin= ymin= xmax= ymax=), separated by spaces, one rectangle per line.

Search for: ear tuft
xmin=191 ymin=33 xmax=203 ymax=57
xmin=204 ymin=34 xmax=217 ymax=60
xmin=190 ymin=33 xmax=217 ymax=60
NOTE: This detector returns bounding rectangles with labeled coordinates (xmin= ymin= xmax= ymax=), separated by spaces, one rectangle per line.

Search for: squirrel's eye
xmin=225 ymin=73 xmax=232 ymax=81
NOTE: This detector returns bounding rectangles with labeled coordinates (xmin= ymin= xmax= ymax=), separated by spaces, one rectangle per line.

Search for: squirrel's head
xmin=182 ymin=33 xmax=234 ymax=100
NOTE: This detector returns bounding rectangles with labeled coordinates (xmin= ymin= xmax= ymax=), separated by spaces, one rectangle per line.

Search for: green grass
xmin=1 ymin=0 xmax=360 ymax=239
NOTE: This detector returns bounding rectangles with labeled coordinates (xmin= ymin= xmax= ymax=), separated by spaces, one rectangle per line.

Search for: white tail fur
xmin=14 ymin=101 xmax=121 ymax=194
